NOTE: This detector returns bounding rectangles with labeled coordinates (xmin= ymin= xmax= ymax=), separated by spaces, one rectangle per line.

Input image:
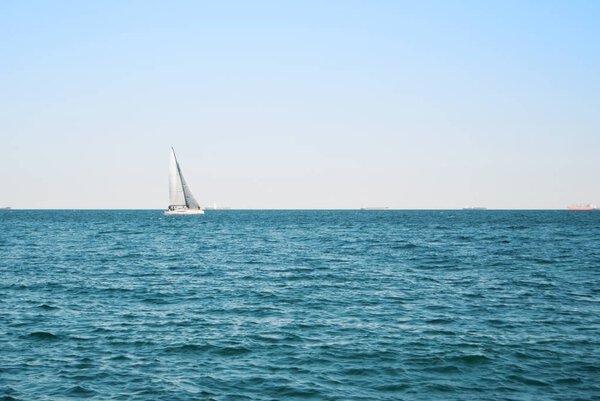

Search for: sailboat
xmin=165 ymin=147 xmax=204 ymax=215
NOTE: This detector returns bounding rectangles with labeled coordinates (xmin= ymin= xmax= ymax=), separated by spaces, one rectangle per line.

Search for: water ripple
xmin=1 ymin=210 xmax=600 ymax=400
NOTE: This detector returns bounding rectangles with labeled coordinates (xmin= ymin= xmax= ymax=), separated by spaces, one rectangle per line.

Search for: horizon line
xmin=1 ymin=208 xmax=587 ymax=211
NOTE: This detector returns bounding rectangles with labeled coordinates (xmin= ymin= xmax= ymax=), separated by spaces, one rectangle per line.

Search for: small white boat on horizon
xmin=165 ymin=147 xmax=204 ymax=215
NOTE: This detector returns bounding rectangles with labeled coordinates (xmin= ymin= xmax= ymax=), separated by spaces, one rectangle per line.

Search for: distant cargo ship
xmin=360 ymin=207 xmax=389 ymax=210
xmin=567 ymin=204 xmax=598 ymax=211
xmin=1 ymin=207 xmax=11 ymax=210
xmin=462 ymin=206 xmax=487 ymax=210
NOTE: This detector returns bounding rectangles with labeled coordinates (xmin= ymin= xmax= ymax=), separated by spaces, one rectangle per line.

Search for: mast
xmin=169 ymin=148 xmax=186 ymax=207
xmin=175 ymin=152 xmax=188 ymax=208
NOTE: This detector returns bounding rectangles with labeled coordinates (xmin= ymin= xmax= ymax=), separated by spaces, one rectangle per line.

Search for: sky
xmin=1 ymin=0 xmax=599 ymax=209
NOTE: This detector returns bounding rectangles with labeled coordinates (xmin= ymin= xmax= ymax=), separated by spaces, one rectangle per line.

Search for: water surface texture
xmin=1 ymin=210 xmax=599 ymax=400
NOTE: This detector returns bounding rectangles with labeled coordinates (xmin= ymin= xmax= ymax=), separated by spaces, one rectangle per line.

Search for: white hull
xmin=164 ymin=208 xmax=205 ymax=215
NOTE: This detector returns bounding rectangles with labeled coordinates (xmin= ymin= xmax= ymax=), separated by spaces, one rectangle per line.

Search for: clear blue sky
xmin=1 ymin=0 xmax=598 ymax=209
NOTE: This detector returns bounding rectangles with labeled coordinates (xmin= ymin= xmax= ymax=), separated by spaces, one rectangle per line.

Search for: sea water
xmin=1 ymin=210 xmax=599 ymax=400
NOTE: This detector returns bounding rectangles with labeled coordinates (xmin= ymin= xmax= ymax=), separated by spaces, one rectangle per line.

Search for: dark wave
xmin=25 ymin=332 xmax=60 ymax=341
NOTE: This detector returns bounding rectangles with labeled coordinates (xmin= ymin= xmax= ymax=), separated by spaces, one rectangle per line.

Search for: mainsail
xmin=169 ymin=148 xmax=200 ymax=209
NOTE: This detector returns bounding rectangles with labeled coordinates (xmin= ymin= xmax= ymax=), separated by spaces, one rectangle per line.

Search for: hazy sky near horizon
xmin=1 ymin=1 xmax=599 ymax=209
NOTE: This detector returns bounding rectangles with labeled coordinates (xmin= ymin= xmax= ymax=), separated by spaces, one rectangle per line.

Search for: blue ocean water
xmin=1 ymin=210 xmax=599 ymax=400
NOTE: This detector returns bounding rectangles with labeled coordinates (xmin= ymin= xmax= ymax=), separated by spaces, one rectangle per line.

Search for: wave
xmin=25 ymin=332 xmax=60 ymax=341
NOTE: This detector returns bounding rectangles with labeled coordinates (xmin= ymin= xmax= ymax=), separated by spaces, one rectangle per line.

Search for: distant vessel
xmin=165 ymin=148 xmax=204 ymax=215
xmin=205 ymin=201 xmax=232 ymax=210
xmin=567 ymin=204 xmax=598 ymax=211
xmin=462 ymin=206 xmax=487 ymax=210
xmin=360 ymin=207 xmax=389 ymax=210
xmin=0 ymin=207 xmax=11 ymax=210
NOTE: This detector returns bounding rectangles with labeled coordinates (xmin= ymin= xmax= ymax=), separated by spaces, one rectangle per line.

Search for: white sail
xmin=168 ymin=148 xmax=202 ymax=212
xmin=169 ymin=148 xmax=186 ymax=207
xmin=180 ymin=172 xmax=200 ymax=209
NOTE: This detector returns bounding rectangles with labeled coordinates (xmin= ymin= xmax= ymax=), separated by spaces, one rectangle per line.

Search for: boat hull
xmin=567 ymin=204 xmax=598 ymax=211
xmin=164 ymin=209 xmax=205 ymax=215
